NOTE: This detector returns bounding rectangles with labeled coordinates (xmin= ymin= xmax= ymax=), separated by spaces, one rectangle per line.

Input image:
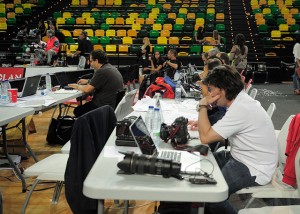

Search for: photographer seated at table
xmin=68 ymin=50 xmax=123 ymax=117
xmin=194 ymin=65 xmax=277 ymax=214
xmin=162 ymin=49 xmax=182 ymax=79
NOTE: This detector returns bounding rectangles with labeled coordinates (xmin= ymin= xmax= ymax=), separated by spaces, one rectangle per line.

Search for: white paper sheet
xmin=54 ymin=89 xmax=79 ymax=94
xmin=132 ymin=96 xmax=157 ymax=112
xmin=103 ymin=146 xmax=141 ymax=161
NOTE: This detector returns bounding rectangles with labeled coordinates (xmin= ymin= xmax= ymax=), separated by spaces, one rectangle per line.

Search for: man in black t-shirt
xmin=163 ymin=49 xmax=182 ymax=79
xmin=68 ymin=50 xmax=123 ymax=117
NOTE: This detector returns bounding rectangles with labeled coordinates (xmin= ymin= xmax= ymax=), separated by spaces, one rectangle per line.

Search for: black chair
xmin=115 ymin=88 xmax=126 ymax=109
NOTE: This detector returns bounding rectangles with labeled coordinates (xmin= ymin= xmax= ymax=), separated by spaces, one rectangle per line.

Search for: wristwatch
xmin=196 ymin=103 xmax=208 ymax=112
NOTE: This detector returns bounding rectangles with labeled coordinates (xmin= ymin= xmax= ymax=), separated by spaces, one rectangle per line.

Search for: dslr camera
xmin=160 ymin=117 xmax=190 ymax=149
xmin=115 ymin=116 xmax=137 ymax=147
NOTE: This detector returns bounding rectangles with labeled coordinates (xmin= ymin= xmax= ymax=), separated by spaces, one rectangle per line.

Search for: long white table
xmin=0 ymin=107 xmax=35 ymax=192
xmin=83 ymin=101 xmax=228 ymax=214
xmin=21 ymin=66 xmax=78 ymax=77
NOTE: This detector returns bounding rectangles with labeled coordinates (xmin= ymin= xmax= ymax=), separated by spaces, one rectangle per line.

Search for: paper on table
xmin=181 ymin=99 xmax=198 ymax=110
xmin=163 ymin=110 xmax=198 ymax=125
xmin=17 ymin=95 xmax=56 ymax=107
xmin=54 ymin=89 xmax=79 ymax=94
xmin=159 ymin=100 xmax=178 ymax=111
xmin=103 ymin=146 xmax=141 ymax=161
xmin=132 ymin=96 xmax=156 ymax=112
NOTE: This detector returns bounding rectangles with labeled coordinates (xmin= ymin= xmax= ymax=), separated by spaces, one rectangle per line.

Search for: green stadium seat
xmin=101 ymin=23 xmax=110 ymax=30
xmin=139 ymin=13 xmax=148 ymax=19
xmin=53 ymin=12 xmax=62 ymax=20
xmin=253 ymin=9 xmax=262 ymax=14
xmin=155 ymin=18 xmax=165 ymax=24
xmin=90 ymin=36 xmax=99 ymax=44
xmin=7 ymin=18 xmax=16 ymax=26
xmin=277 ymin=18 xmax=285 ymax=25
xmin=190 ymin=45 xmax=202 ymax=55
xmin=216 ymin=24 xmax=225 ymax=32
xmin=184 ymin=24 xmax=194 ymax=32
xmin=290 ymin=24 xmax=300 ymax=32
xmin=258 ymin=24 xmax=269 ymax=36
xmin=153 ymin=45 xmax=165 ymax=54
xmin=142 ymin=24 xmax=151 ymax=31
xmin=64 ymin=37 xmax=75 ymax=44
xmin=173 ymin=24 xmax=183 ymax=31
xmin=111 ymin=12 xmax=119 ymax=19
xmin=130 ymin=45 xmax=141 ymax=55
xmin=66 ymin=17 xmax=75 ymax=25
xmin=111 ymin=36 xmax=122 ymax=44
xmin=138 ymin=29 xmax=149 ymax=38
xmin=101 ymin=12 xmax=109 ymax=19
xmin=150 ymin=30 xmax=159 ymax=38
xmin=92 ymin=12 xmax=100 ymax=20
xmin=100 ymin=36 xmax=110 ymax=44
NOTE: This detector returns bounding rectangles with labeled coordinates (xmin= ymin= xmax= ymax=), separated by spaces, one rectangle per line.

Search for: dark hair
xmin=295 ymin=33 xmax=300 ymax=43
xmin=197 ymin=26 xmax=204 ymax=38
xmin=235 ymin=34 xmax=246 ymax=55
xmin=217 ymin=52 xmax=230 ymax=65
xmin=206 ymin=58 xmax=222 ymax=71
xmin=203 ymin=65 xmax=244 ymax=101
xmin=90 ymin=50 xmax=108 ymax=64
xmin=168 ymin=49 xmax=177 ymax=57
xmin=81 ymin=31 xmax=88 ymax=38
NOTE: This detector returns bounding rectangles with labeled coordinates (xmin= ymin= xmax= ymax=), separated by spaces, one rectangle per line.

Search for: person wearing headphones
xmin=68 ymin=50 xmax=124 ymax=117
xmin=35 ymin=29 xmax=60 ymax=65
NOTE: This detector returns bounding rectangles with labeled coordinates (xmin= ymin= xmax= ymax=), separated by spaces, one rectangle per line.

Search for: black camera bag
xmin=47 ymin=116 xmax=75 ymax=145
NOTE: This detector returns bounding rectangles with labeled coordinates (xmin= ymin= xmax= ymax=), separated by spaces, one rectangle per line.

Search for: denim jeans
xmin=204 ymin=151 xmax=257 ymax=214
xmin=293 ymin=70 xmax=300 ymax=90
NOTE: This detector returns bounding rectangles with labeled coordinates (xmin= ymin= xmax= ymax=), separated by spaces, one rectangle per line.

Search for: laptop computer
xmin=16 ymin=75 xmax=41 ymax=98
xmin=54 ymin=72 xmax=70 ymax=88
xmin=129 ymin=116 xmax=202 ymax=174
xmin=9 ymin=78 xmax=26 ymax=93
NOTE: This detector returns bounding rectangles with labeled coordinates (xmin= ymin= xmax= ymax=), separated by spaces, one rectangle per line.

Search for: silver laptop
xmin=17 ymin=75 xmax=41 ymax=98
xmin=129 ymin=116 xmax=201 ymax=174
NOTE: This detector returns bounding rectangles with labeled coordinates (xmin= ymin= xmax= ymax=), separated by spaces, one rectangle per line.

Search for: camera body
xmin=160 ymin=117 xmax=190 ymax=149
xmin=115 ymin=116 xmax=137 ymax=147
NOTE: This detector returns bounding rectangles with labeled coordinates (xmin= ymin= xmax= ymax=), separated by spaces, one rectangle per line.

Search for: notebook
xmin=15 ymin=75 xmax=41 ymax=98
xmin=129 ymin=116 xmax=201 ymax=174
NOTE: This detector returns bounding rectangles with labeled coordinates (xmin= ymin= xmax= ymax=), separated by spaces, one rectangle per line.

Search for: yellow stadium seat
xmin=127 ymin=29 xmax=137 ymax=37
xmin=106 ymin=29 xmax=116 ymax=37
xmin=15 ymin=7 xmax=23 ymax=14
xmin=119 ymin=45 xmax=129 ymax=53
xmin=284 ymin=13 xmax=292 ymax=20
xmin=146 ymin=18 xmax=155 ymax=24
xmin=0 ymin=18 xmax=6 ymax=23
xmin=126 ymin=18 xmax=134 ymax=25
xmin=286 ymin=18 xmax=296 ymax=25
xmin=290 ymin=8 xmax=299 ymax=15
xmin=169 ymin=37 xmax=179 ymax=44
xmin=255 ymin=13 xmax=263 ymax=20
xmin=0 ymin=4 xmax=5 ymax=8
xmin=0 ymin=23 xmax=7 ymax=30
xmin=196 ymin=18 xmax=205 ymax=25
xmin=168 ymin=13 xmax=176 ymax=19
xmin=163 ymin=3 xmax=171 ymax=10
xmin=106 ymin=0 xmax=114 ymax=5
xmin=85 ymin=29 xmax=94 ymax=37
xmin=86 ymin=17 xmax=95 ymax=25
xmin=6 ymin=4 xmax=14 ymax=10
xmin=187 ymin=13 xmax=195 ymax=19
xmin=61 ymin=30 xmax=72 ymax=37
xmin=216 ymin=13 xmax=224 ymax=21
xmin=160 ymin=30 xmax=170 ymax=37
xmin=163 ymin=24 xmax=172 ymax=31
xmin=73 ymin=29 xmax=82 ymax=37
xmin=42 ymin=36 xmax=49 ymax=42
xmin=190 ymin=4 xmax=198 ymax=7
xmin=205 ymin=37 xmax=215 ymax=44
xmin=206 ymin=8 xmax=215 ymax=14
xmin=136 ymin=18 xmax=145 ymax=24
xmin=281 ymin=7 xmax=289 ymax=14
xmin=122 ymin=36 xmax=133 ymax=44
xmin=72 ymin=0 xmax=80 ymax=5
xmin=14 ymin=0 xmax=21 ymax=4
xmin=262 ymin=8 xmax=271 ymax=14
xmin=91 ymin=8 xmax=100 ymax=11
xmin=22 ymin=3 xmax=31 ymax=9
xmin=76 ymin=17 xmax=85 ymax=25
xmin=157 ymin=36 xmax=168 ymax=44
xmin=56 ymin=17 xmax=65 ymax=25
xmin=94 ymin=44 xmax=104 ymax=50
xmin=268 ymin=0 xmax=275 ymax=5
xmin=251 ymin=0 xmax=258 ymax=4
xmin=97 ymin=0 xmax=105 ymax=5
xmin=95 ymin=29 xmax=105 ymax=37
xmin=117 ymin=30 xmax=127 ymax=37
xmin=106 ymin=18 xmax=115 ymax=25
xmin=148 ymin=13 xmax=158 ymax=19
xmin=271 ymin=30 xmax=281 ymax=39
xmin=153 ymin=23 xmax=162 ymax=31
xmin=114 ymin=0 xmax=122 ymax=6
xmin=82 ymin=12 xmax=91 ymax=19
xmin=7 ymin=12 xmax=15 ymax=19
xmin=81 ymin=0 xmax=88 ymax=6
xmin=259 ymin=0 xmax=267 ymax=5
xmin=203 ymin=45 xmax=214 ymax=53
xmin=69 ymin=44 xmax=78 ymax=53
xmin=116 ymin=17 xmax=124 ymax=25
xmin=176 ymin=18 xmax=184 ymax=25
xmin=148 ymin=0 xmax=156 ymax=5
xmin=129 ymin=13 xmax=138 ymax=19
xmin=256 ymin=18 xmax=265 ymax=25
xmin=105 ymin=45 xmax=117 ymax=53
xmin=181 ymin=4 xmax=189 ymax=8
xmin=279 ymin=24 xmax=289 ymax=32
xmin=179 ymin=8 xmax=188 ymax=14
xmin=63 ymin=12 xmax=72 ymax=19
xmin=132 ymin=23 xmax=141 ymax=30
xmin=151 ymin=8 xmax=160 ymax=14
xmin=285 ymin=0 xmax=292 ymax=6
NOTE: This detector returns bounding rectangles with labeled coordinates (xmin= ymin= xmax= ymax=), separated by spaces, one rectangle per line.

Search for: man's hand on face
xmin=199 ymin=94 xmax=221 ymax=106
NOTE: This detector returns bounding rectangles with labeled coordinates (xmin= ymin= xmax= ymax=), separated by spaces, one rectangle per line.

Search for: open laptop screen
xmin=129 ymin=116 xmax=156 ymax=155
xmin=54 ymin=72 xmax=69 ymax=87
xmin=9 ymin=78 xmax=26 ymax=92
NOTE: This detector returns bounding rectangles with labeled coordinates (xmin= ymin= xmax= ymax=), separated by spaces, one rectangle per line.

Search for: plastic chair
xmin=21 ymin=154 xmax=69 ymax=213
xmin=266 ymin=103 xmax=276 ymax=118
xmin=115 ymin=89 xmax=138 ymax=121
xmin=249 ymin=88 xmax=258 ymax=99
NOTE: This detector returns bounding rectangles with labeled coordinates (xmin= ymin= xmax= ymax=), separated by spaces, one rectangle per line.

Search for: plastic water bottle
xmin=152 ymin=108 xmax=162 ymax=145
xmin=145 ymin=106 xmax=154 ymax=132
xmin=175 ymin=80 xmax=182 ymax=103
xmin=45 ymin=73 xmax=52 ymax=91
xmin=1 ymin=80 xmax=9 ymax=104
xmin=30 ymin=54 xmax=35 ymax=67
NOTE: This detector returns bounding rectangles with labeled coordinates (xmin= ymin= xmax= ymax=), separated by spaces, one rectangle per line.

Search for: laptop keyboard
xmin=160 ymin=151 xmax=181 ymax=162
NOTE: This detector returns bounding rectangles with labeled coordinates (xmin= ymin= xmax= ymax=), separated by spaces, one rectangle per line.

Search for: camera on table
xmin=160 ymin=117 xmax=190 ymax=149
xmin=117 ymin=151 xmax=181 ymax=178
xmin=115 ymin=116 xmax=137 ymax=147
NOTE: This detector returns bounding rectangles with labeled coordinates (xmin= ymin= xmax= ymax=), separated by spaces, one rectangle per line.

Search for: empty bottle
xmin=175 ymin=80 xmax=182 ymax=103
xmin=152 ymin=108 xmax=162 ymax=145
xmin=145 ymin=106 xmax=154 ymax=132
xmin=1 ymin=80 xmax=10 ymax=104
xmin=45 ymin=73 xmax=52 ymax=91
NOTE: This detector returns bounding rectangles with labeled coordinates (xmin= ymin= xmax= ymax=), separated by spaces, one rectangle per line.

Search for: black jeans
xmin=73 ymin=101 xmax=98 ymax=118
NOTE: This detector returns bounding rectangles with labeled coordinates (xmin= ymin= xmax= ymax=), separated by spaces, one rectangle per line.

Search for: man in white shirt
xmin=197 ymin=65 xmax=277 ymax=214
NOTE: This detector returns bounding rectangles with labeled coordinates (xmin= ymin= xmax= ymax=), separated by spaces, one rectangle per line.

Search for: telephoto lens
xmin=117 ymin=151 xmax=181 ymax=178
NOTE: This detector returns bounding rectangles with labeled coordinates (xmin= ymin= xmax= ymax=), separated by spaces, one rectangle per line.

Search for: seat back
xmin=266 ymin=103 xmax=276 ymax=118
xmin=115 ymin=89 xmax=137 ymax=120
xmin=115 ymin=88 xmax=126 ymax=109
xmin=249 ymin=88 xmax=258 ymax=99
